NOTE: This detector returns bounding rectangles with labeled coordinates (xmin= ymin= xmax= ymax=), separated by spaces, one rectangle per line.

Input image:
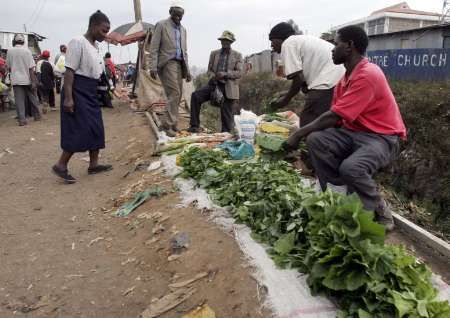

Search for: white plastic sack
xmin=234 ymin=109 xmax=259 ymax=144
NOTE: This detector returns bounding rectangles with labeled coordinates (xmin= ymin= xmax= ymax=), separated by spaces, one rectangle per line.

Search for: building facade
xmin=0 ymin=30 xmax=45 ymax=55
xmin=330 ymin=2 xmax=445 ymax=36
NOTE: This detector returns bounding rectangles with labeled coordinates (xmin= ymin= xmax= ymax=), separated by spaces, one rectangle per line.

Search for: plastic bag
xmin=234 ymin=109 xmax=259 ymax=144
xmin=216 ymin=140 xmax=255 ymax=160
xmin=210 ymin=84 xmax=224 ymax=107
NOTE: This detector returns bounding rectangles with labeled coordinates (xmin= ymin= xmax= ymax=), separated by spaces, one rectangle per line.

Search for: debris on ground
xmin=170 ymin=232 xmax=190 ymax=253
xmin=147 ymin=161 xmax=162 ymax=171
xmin=168 ymin=272 xmax=208 ymax=289
xmin=140 ymin=287 xmax=196 ymax=318
xmin=113 ymin=187 xmax=167 ymax=217
xmin=182 ymin=304 xmax=216 ymax=318
xmin=122 ymin=285 xmax=136 ymax=296
xmin=152 ymin=224 xmax=165 ymax=235
xmin=87 ymin=236 xmax=105 ymax=247
xmin=121 ymin=257 xmax=137 ymax=266
xmin=167 ymin=254 xmax=182 ymax=262
xmin=4 ymin=295 xmax=50 ymax=313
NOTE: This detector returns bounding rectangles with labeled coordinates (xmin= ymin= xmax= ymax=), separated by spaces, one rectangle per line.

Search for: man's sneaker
xmin=52 ymin=165 xmax=77 ymax=184
xmin=375 ymin=199 xmax=395 ymax=231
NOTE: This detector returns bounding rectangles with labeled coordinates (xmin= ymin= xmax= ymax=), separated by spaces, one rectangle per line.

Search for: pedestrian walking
xmin=38 ymin=50 xmax=56 ymax=112
xmin=54 ymin=44 xmax=66 ymax=94
xmin=149 ymin=0 xmax=192 ymax=137
xmin=52 ymin=10 xmax=113 ymax=184
xmin=6 ymin=33 xmax=41 ymax=126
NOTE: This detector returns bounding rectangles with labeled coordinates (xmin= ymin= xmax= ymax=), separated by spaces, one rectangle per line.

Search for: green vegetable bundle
xmin=178 ymin=147 xmax=450 ymax=318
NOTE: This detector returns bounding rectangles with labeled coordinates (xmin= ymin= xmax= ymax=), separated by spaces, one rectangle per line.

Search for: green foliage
xmin=179 ymin=146 xmax=450 ymax=317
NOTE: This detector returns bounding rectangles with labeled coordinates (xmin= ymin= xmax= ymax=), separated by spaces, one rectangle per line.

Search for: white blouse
xmin=65 ymin=36 xmax=104 ymax=79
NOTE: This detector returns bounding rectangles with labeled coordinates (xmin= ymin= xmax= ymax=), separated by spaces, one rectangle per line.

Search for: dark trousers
xmin=306 ymin=127 xmax=398 ymax=211
xmin=55 ymin=77 xmax=62 ymax=94
xmin=190 ymin=82 xmax=237 ymax=132
xmin=301 ymin=88 xmax=334 ymax=126
xmin=13 ymin=85 xmax=40 ymax=123
xmin=40 ymin=88 xmax=55 ymax=107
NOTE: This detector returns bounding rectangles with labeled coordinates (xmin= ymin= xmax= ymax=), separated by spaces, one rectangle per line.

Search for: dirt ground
xmin=0 ymin=100 xmax=269 ymax=318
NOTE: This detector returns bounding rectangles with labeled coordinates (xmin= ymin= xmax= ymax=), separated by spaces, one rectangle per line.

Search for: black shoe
xmin=187 ymin=127 xmax=201 ymax=133
xmin=88 ymin=164 xmax=113 ymax=175
xmin=52 ymin=165 xmax=77 ymax=184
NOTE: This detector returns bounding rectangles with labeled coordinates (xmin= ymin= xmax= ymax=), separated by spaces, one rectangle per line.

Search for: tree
xmin=286 ymin=19 xmax=303 ymax=35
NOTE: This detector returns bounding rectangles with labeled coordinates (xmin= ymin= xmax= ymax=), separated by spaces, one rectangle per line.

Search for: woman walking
xmin=52 ymin=10 xmax=113 ymax=183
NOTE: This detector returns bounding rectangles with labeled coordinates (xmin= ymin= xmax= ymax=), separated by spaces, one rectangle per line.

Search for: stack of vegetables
xmin=154 ymin=133 xmax=233 ymax=156
xmin=178 ymin=146 xmax=450 ymax=318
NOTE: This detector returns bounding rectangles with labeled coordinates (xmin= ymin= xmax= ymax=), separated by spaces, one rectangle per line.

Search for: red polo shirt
xmin=331 ymin=58 xmax=407 ymax=139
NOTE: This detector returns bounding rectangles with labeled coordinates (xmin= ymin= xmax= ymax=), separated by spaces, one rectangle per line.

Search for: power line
xmin=29 ymin=0 xmax=47 ymax=28
xmin=26 ymin=0 xmax=43 ymax=27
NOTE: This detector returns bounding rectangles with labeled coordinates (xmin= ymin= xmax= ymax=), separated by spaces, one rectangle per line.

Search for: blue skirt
xmin=60 ymin=74 xmax=105 ymax=153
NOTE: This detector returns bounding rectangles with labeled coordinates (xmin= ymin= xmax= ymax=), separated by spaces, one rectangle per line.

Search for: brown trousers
xmin=158 ymin=60 xmax=183 ymax=128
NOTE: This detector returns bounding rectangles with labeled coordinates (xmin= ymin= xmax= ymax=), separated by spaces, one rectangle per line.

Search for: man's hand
xmin=283 ymin=130 xmax=302 ymax=152
xmin=150 ymin=70 xmax=158 ymax=80
xmin=186 ymin=73 xmax=192 ymax=82
xmin=270 ymin=95 xmax=289 ymax=110
xmin=215 ymin=72 xmax=227 ymax=81
xmin=63 ymin=98 xmax=75 ymax=114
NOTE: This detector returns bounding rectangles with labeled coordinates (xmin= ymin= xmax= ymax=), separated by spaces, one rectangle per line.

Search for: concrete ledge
xmin=393 ymin=212 xmax=450 ymax=260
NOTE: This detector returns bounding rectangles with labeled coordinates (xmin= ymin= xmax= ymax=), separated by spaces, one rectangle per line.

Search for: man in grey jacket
xmin=149 ymin=1 xmax=191 ymax=137
xmin=188 ymin=31 xmax=243 ymax=133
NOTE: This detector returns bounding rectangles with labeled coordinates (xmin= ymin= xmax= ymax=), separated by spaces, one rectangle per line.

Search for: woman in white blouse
xmin=52 ymin=10 xmax=112 ymax=184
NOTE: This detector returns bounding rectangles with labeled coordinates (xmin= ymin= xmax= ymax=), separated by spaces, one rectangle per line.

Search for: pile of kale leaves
xmin=178 ymin=147 xmax=450 ymax=318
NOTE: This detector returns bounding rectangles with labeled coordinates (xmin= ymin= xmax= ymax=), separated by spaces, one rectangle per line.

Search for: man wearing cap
xmin=269 ymin=22 xmax=345 ymax=127
xmin=149 ymin=0 xmax=191 ymax=137
xmin=188 ymin=31 xmax=243 ymax=133
xmin=6 ymin=33 xmax=41 ymax=125
xmin=38 ymin=50 xmax=56 ymax=112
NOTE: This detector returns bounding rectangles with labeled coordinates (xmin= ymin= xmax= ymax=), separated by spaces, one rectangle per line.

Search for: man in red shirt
xmin=284 ymin=25 xmax=406 ymax=230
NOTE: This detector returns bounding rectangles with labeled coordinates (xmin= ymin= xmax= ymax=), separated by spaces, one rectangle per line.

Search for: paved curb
xmin=393 ymin=212 xmax=450 ymax=260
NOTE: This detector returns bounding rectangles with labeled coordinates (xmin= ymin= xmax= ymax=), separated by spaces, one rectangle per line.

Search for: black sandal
xmin=88 ymin=164 xmax=113 ymax=175
xmin=52 ymin=165 xmax=77 ymax=184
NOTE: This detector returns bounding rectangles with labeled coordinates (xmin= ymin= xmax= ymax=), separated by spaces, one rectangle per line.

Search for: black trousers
xmin=301 ymin=88 xmax=334 ymax=126
xmin=306 ymin=127 xmax=398 ymax=211
xmin=190 ymin=81 xmax=237 ymax=132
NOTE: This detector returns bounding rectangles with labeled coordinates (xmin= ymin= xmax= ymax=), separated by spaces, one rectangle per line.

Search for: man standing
xmin=54 ymin=44 xmax=66 ymax=94
xmin=188 ymin=31 xmax=242 ymax=133
xmin=149 ymin=0 xmax=191 ymax=137
xmin=38 ymin=50 xmax=56 ymax=112
xmin=269 ymin=22 xmax=345 ymax=127
xmin=284 ymin=26 xmax=406 ymax=231
xmin=6 ymin=34 xmax=41 ymax=126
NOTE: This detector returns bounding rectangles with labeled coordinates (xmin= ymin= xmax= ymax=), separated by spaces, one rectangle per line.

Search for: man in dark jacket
xmin=188 ymin=31 xmax=243 ymax=133
xmin=39 ymin=50 xmax=56 ymax=112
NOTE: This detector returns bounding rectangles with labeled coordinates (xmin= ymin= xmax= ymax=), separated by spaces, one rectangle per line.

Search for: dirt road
xmin=0 ymin=102 xmax=268 ymax=318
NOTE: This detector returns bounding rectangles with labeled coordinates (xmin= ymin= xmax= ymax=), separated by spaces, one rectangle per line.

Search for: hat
xmin=170 ymin=0 xmax=184 ymax=8
xmin=41 ymin=50 xmax=50 ymax=58
xmin=14 ymin=33 xmax=25 ymax=43
xmin=269 ymin=22 xmax=295 ymax=40
xmin=218 ymin=30 xmax=236 ymax=43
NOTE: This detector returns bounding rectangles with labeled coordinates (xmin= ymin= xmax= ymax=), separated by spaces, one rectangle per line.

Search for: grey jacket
xmin=207 ymin=49 xmax=243 ymax=100
xmin=149 ymin=18 xmax=190 ymax=78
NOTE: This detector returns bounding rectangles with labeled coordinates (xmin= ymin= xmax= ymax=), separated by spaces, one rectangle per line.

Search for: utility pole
xmin=442 ymin=0 xmax=450 ymax=23
xmin=133 ymin=0 xmax=142 ymax=22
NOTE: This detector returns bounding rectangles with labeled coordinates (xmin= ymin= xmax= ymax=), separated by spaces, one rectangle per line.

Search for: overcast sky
xmin=1 ymin=0 xmax=445 ymax=68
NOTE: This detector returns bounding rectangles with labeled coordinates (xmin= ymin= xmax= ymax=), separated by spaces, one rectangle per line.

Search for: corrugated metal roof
xmin=371 ymin=2 xmax=441 ymax=17
xmin=368 ymin=23 xmax=450 ymax=38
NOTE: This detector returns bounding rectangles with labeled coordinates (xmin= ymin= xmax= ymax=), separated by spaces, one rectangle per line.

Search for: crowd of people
xmin=1 ymin=1 xmax=407 ymax=231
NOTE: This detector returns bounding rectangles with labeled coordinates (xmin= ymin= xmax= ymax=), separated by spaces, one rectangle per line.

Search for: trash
xmin=182 ymin=304 xmax=216 ymax=318
xmin=147 ymin=161 xmax=162 ymax=171
xmin=45 ymin=132 xmax=54 ymax=136
xmin=122 ymin=286 xmax=136 ymax=296
xmin=119 ymin=247 xmax=136 ymax=255
xmin=140 ymin=287 xmax=196 ymax=318
xmin=121 ymin=257 xmax=137 ymax=266
xmin=152 ymin=224 xmax=165 ymax=235
xmin=234 ymin=109 xmax=259 ymax=144
xmin=170 ymin=232 xmax=190 ymax=253
xmin=145 ymin=237 xmax=160 ymax=245
xmin=216 ymin=140 xmax=255 ymax=160
xmin=30 ymin=137 xmax=36 ymax=141
xmin=65 ymin=274 xmax=85 ymax=279
xmin=168 ymin=254 xmax=182 ymax=262
xmin=113 ymin=187 xmax=167 ymax=217
xmin=168 ymin=272 xmax=208 ymax=289
xmin=71 ymin=242 xmax=75 ymax=250
xmin=87 ymin=237 xmax=105 ymax=247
